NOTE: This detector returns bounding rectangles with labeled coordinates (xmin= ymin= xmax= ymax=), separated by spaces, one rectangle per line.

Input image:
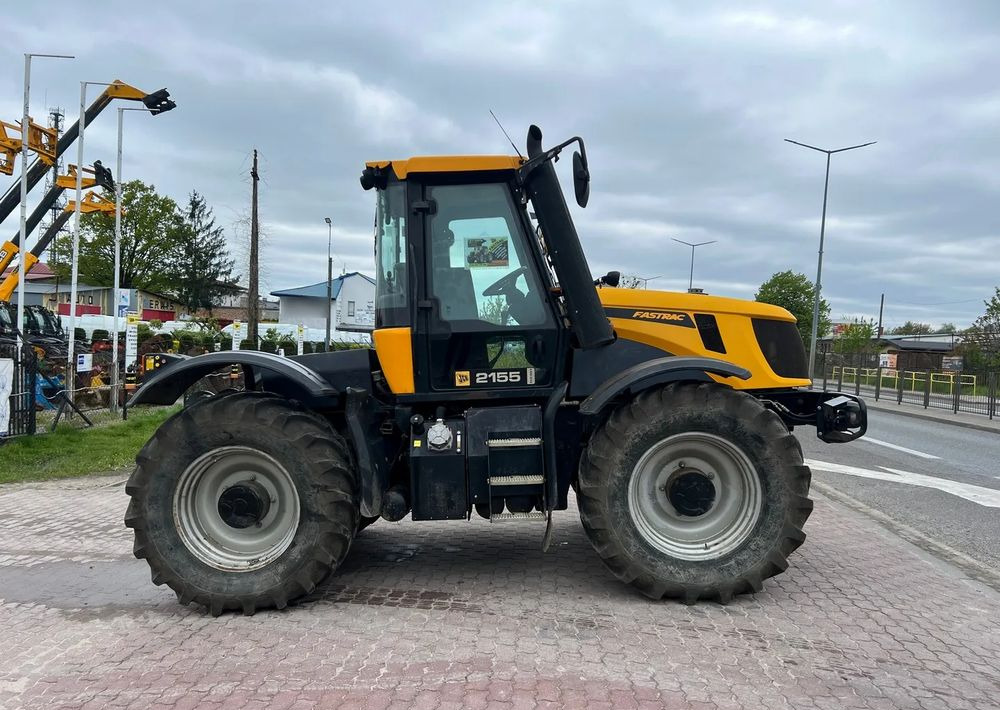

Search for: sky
xmin=3 ymin=1 xmax=999 ymax=331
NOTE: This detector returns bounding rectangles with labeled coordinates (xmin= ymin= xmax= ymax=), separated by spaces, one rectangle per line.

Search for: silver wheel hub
xmin=627 ymin=432 xmax=763 ymax=561
xmin=173 ymin=446 xmax=300 ymax=571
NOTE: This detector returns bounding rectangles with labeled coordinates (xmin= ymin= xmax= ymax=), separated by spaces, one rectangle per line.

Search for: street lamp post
xmin=67 ymin=81 xmax=115 ymax=406
xmin=671 ymin=238 xmax=716 ymax=292
xmin=324 ymin=217 xmax=332 ymax=351
xmin=16 ymin=53 xmax=73 ymax=350
xmin=110 ymin=106 xmax=159 ymax=413
xmin=784 ymin=138 xmax=876 ymax=381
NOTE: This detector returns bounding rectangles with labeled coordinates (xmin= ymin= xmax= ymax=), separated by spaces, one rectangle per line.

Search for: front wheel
xmin=577 ymin=382 xmax=812 ymax=603
xmin=125 ymin=392 xmax=359 ymax=615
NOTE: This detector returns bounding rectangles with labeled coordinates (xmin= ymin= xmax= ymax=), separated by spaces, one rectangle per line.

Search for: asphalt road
xmin=797 ymin=408 xmax=1000 ymax=581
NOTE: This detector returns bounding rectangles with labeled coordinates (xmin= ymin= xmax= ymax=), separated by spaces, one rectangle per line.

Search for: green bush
xmin=238 ymin=339 xmax=253 ymax=351
xmin=302 ymin=342 xmax=314 ymax=354
xmin=91 ymin=329 xmax=110 ymax=343
xmin=219 ymin=335 xmax=233 ymax=351
xmin=260 ymin=341 xmax=277 ymax=354
xmin=74 ymin=327 xmax=86 ymax=342
xmin=137 ymin=324 xmax=153 ymax=345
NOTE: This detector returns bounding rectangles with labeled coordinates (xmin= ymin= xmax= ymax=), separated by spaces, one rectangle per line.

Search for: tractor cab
xmin=363 ymin=155 xmax=564 ymax=398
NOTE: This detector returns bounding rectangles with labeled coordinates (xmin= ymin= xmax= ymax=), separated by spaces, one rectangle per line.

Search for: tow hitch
xmin=816 ymin=394 xmax=867 ymax=443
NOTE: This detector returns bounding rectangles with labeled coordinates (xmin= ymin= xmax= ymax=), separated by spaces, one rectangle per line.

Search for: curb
xmin=865 ymin=401 xmax=999 ymax=435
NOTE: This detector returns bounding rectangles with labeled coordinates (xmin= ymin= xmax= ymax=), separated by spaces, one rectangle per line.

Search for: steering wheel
xmin=482 ymin=266 xmax=528 ymax=297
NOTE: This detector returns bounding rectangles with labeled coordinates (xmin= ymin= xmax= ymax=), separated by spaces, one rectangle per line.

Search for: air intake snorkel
xmin=518 ymin=126 xmax=613 ymax=349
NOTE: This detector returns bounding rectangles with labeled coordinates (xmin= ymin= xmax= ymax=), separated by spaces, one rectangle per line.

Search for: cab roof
xmin=365 ymin=155 xmax=523 ymax=179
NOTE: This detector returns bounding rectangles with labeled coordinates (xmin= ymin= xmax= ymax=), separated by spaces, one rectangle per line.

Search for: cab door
xmin=414 ymin=179 xmax=561 ymax=396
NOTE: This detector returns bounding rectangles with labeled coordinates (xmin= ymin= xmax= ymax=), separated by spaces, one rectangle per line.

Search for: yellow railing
xmin=831 ymin=367 xmax=976 ymax=394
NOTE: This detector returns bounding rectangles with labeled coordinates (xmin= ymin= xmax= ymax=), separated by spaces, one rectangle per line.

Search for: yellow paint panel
xmin=599 ymin=288 xmax=810 ymax=390
xmin=373 ymin=327 xmax=415 ymax=394
xmin=365 ymin=155 xmax=523 ymax=179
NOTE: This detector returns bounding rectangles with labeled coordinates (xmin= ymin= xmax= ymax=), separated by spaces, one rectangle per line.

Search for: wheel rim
xmin=627 ymin=432 xmax=763 ymax=561
xmin=173 ymin=446 xmax=300 ymax=572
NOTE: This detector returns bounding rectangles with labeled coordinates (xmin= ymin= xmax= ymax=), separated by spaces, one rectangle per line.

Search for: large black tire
xmin=125 ymin=392 xmax=359 ymax=615
xmin=577 ymin=382 xmax=811 ymax=604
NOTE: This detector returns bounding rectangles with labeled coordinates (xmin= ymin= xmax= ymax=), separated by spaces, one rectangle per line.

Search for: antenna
xmin=490 ymin=109 xmax=523 ymax=159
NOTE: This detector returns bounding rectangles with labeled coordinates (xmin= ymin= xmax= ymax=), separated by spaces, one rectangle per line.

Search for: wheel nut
xmin=706 ymin=472 xmax=715 ymax=480
xmin=678 ymin=461 xmax=686 ymax=468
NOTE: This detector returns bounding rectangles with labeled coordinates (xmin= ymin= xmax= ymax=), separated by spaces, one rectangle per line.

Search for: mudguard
xmin=128 ymin=350 xmax=338 ymax=408
xmin=578 ymin=356 xmax=751 ymax=416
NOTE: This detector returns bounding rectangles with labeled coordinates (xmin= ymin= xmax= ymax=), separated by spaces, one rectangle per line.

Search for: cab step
xmin=491 ymin=511 xmax=547 ymax=521
xmin=487 ymin=437 xmax=542 ymax=448
xmin=488 ymin=474 xmax=544 ymax=486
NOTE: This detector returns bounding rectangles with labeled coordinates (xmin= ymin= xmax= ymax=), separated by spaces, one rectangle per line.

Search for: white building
xmin=270 ymin=272 xmax=375 ymax=332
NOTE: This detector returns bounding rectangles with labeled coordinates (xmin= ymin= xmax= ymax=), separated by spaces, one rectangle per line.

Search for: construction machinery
xmin=126 ymin=125 xmax=866 ymax=615
xmin=0 ymin=80 xmax=173 ymax=273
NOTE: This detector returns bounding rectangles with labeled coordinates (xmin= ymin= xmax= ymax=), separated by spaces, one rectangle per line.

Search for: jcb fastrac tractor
xmin=127 ymin=126 xmax=865 ymax=615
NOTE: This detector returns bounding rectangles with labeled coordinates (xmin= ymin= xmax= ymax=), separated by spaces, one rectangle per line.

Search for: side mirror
xmin=573 ymin=151 xmax=589 ymax=208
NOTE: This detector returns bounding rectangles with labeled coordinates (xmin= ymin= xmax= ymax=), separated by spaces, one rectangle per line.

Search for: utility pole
xmin=248 ymin=149 xmax=259 ymax=347
xmin=877 ymin=293 xmax=885 ymax=338
xmin=46 ymin=107 xmax=65 ymax=308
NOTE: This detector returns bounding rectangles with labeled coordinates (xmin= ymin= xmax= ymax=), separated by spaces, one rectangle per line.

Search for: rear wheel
xmin=125 ymin=392 xmax=358 ymax=615
xmin=577 ymin=382 xmax=811 ymax=603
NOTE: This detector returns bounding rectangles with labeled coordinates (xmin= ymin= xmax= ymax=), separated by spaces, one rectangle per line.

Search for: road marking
xmin=805 ymin=458 xmax=1000 ymax=508
xmin=858 ymin=437 xmax=940 ymax=459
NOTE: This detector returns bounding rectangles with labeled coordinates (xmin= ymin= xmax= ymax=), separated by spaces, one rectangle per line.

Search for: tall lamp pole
xmin=112 ymin=106 xmax=173 ymax=412
xmin=671 ymin=238 xmax=716 ymax=292
xmin=16 ymin=53 xmax=73 ymax=349
xmin=784 ymin=138 xmax=876 ymax=380
xmin=324 ymin=217 xmax=332 ymax=351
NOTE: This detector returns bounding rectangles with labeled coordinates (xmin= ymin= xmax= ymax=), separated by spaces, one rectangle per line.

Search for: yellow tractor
xmin=126 ymin=125 xmax=865 ymax=615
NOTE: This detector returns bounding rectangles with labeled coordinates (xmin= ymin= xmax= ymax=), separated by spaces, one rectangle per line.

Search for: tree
xmin=834 ymin=318 xmax=876 ymax=354
xmin=963 ymin=287 xmax=1000 ymax=369
xmin=168 ymin=192 xmax=241 ymax=312
xmin=755 ymin=271 xmax=831 ymax=346
xmin=51 ymin=180 xmax=189 ymax=292
xmin=939 ymin=322 xmax=959 ymax=334
xmin=891 ymin=321 xmax=933 ymax=336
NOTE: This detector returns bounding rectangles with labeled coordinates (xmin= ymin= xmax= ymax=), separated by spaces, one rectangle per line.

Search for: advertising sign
xmin=297 ymin=324 xmax=305 ymax=356
xmin=117 ymin=289 xmax=131 ymax=318
xmin=125 ymin=312 xmax=140 ymax=371
xmin=941 ymin=356 xmax=964 ymax=372
xmin=878 ymin=352 xmax=898 ymax=369
xmin=76 ymin=353 xmax=93 ymax=373
xmin=231 ymin=321 xmax=243 ymax=350
xmin=0 ymin=358 xmax=12 ymax=436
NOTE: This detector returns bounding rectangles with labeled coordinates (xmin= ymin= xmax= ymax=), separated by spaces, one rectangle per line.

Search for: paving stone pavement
xmin=1 ymin=473 xmax=999 ymax=710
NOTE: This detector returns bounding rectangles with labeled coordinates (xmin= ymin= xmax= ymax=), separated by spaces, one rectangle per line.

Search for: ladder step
xmin=488 ymin=475 xmax=544 ymax=486
xmin=491 ymin=511 xmax=547 ymax=522
xmin=487 ymin=437 xmax=542 ymax=448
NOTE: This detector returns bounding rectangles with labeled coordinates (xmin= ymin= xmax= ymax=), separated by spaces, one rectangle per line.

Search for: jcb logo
xmin=632 ymin=310 xmax=686 ymax=322
xmin=455 ymin=370 xmax=471 ymax=387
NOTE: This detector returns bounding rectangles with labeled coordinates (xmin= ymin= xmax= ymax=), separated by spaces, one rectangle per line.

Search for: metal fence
xmin=0 ymin=343 xmax=38 ymax=439
xmin=817 ymin=350 xmax=998 ymax=420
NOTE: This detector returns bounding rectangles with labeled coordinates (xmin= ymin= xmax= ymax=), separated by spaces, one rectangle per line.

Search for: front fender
xmin=578 ymin=356 xmax=750 ymax=417
xmin=128 ymin=351 xmax=338 ymax=408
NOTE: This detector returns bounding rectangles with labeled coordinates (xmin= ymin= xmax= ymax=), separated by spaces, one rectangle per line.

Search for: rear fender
xmin=578 ymin=356 xmax=751 ymax=417
xmin=128 ymin=351 xmax=338 ymax=408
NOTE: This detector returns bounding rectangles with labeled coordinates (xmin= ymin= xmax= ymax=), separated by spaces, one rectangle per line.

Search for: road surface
xmin=797 ymin=408 xmax=1000 ymax=584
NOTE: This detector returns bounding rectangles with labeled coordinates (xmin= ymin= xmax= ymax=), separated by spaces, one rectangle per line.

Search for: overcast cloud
xmin=4 ymin=1 xmax=999 ymax=330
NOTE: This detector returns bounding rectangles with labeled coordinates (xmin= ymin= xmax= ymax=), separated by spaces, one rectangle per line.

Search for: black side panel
xmin=289 ymin=348 xmax=375 ymax=393
xmin=410 ymin=417 xmax=467 ymax=520
xmin=752 ymin=319 xmax=808 ymax=378
xmin=694 ymin=313 xmax=726 ymax=354
xmin=569 ymin=338 xmax=671 ymax=398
